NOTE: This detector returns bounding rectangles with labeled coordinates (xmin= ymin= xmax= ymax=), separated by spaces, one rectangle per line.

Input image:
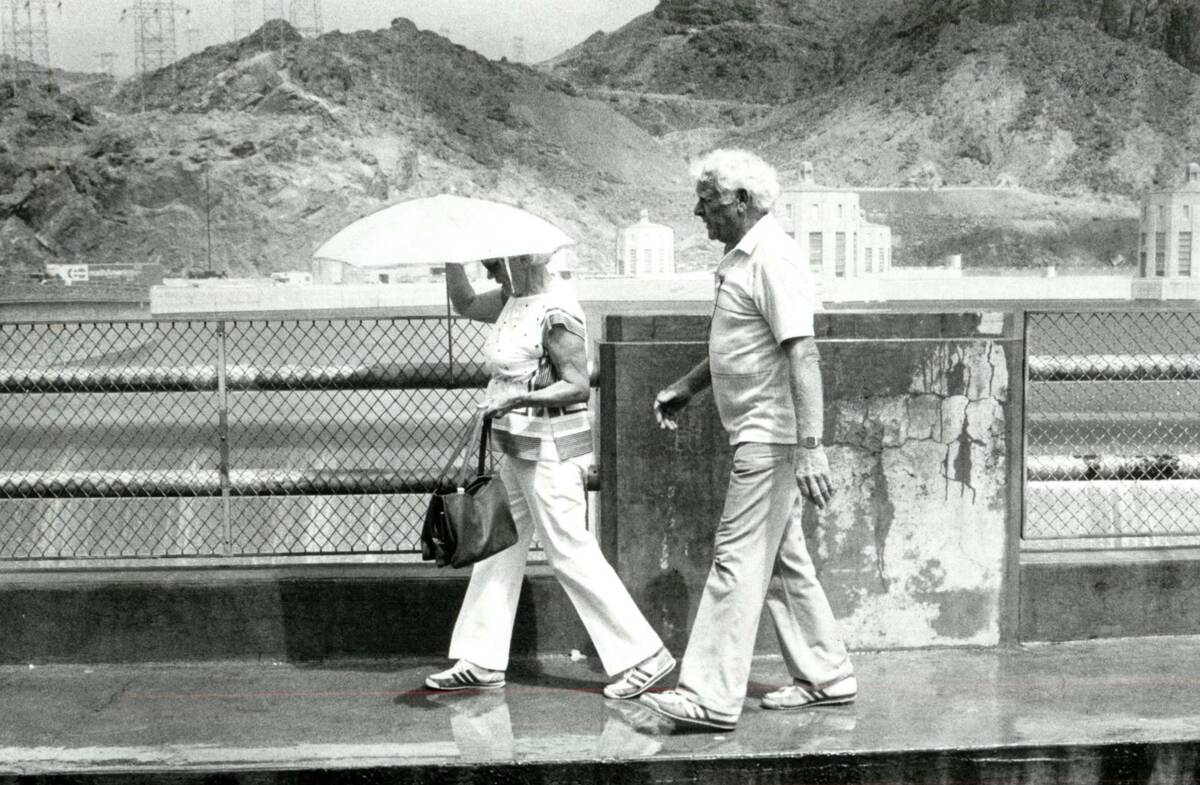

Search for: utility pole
xmin=204 ymin=162 xmax=212 ymax=274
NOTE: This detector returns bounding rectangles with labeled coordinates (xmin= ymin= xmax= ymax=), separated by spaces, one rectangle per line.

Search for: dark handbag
xmin=421 ymin=415 xmax=518 ymax=569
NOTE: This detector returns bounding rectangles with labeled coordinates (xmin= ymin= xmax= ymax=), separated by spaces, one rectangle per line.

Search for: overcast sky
xmin=37 ymin=0 xmax=657 ymax=77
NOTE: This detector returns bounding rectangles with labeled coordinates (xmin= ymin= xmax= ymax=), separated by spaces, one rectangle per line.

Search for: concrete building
xmin=776 ymin=162 xmax=893 ymax=281
xmin=1132 ymin=163 xmax=1200 ymax=300
xmin=311 ymin=257 xmax=443 ymax=285
xmin=615 ymin=209 xmax=675 ymax=277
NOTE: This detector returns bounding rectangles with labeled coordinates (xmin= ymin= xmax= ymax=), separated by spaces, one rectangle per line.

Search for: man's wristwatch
xmin=800 ymin=436 xmax=822 ymax=449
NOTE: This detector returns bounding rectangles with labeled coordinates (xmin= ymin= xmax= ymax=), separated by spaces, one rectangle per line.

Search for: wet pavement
xmin=1 ymin=636 xmax=1199 ymax=781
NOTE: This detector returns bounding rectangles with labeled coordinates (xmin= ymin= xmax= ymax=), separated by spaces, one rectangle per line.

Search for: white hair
xmin=690 ymin=149 xmax=781 ymax=211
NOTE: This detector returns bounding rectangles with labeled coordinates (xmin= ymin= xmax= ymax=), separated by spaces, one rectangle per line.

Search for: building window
xmin=808 ymin=232 xmax=823 ymax=272
xmin=1139 ymin=233 xmax=1147 ymax=276
xmin=1180 ymin=233 xmax=1193 ymax=277
xmin=1156 ymin=232 xmax=1166 ymax=277
xmin=865 ymin=247 xmax=874 ymax=273
xmin=835 ymin=232 xmax=846 ymax=277
xmin=1184 ymin=204 xmax=1191 ymax=223
xmin=1158 ymin=205 xmax=1166 ymax=226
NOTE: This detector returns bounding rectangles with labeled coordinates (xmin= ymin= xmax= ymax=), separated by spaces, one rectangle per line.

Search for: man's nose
xmin=693 ymin=202 xmax=704 ymax=217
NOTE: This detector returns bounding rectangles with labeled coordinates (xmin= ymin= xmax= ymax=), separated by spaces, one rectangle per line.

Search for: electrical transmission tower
xmin=511 ymin=35 xmax=526 ymax=64
xmin=122 ymin=1 xmax=180 ymax=77
xmin=289 ymin=0 xmax=321 ymax=38
xmin=261 ymin=0 xmax=283 ymax=23
xmin=186 ymin=22 xmax=200 ymax=54
xmin=2 ymin=0 xmax=54 ymax=84
xmin=260 ymin=0 xmax=285 ymax=48
xmin=231 ymin=0 xmax=252 ymax=39
xmin=96 ymin=51 xmax=117 ymax=75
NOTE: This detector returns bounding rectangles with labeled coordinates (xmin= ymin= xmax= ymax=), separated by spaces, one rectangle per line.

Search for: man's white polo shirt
xmin=709 ymin=212 xmax=819 ymax=445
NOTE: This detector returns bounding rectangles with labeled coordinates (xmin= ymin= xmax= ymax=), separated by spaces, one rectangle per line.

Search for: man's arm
xmin=654 ymin=358 xmax=712 ymax=430
xmin=783 ymin=336 xmax=834 ymax=508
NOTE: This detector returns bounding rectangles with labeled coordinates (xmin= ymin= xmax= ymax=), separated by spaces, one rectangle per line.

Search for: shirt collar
xmin=718 ymin=212 xmax=778 ymax=268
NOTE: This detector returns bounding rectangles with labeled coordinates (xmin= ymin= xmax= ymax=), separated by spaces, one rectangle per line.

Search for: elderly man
xmin=638 ymin=149 xmax=855 ymax=732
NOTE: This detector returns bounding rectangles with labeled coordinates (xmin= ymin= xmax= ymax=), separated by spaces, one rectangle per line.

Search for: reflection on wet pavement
xmin=0 ymin=636 xmax=1198 ymax=776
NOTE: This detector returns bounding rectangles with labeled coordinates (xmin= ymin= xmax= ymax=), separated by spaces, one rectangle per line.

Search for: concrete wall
xmin=600 ymin=313 xmax=1021 ymax=655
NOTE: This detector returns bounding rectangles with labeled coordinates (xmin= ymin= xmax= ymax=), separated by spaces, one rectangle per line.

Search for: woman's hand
xmin=481 ymin=392 xmax=526 ymax=419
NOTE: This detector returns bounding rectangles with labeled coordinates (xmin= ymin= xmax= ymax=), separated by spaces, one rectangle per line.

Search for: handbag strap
xmin=475 ymin=413 xmax=493 ymax=477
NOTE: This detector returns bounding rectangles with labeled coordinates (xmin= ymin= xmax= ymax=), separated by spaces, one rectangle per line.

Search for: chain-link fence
xmin=1025 ymin=310 xmax=1200 ymax=539
xmin=0 ymin=317 xmax=501 ymax=562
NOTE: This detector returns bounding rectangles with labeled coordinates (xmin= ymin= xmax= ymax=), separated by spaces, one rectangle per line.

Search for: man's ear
xmin=736 ymin=188 xmax=749 ymax=209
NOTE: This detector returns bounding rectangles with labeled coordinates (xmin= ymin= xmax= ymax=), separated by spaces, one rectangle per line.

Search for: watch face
xmin=801 ymin=437 xmax=821 ymax=449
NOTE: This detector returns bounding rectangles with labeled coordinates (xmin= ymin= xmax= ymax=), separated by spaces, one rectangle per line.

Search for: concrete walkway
xmin=1 ymin=636 xmax=1199 ymax=783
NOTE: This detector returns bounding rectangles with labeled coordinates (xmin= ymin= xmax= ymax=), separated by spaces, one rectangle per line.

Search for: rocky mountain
xmin=552 ymin=0 xmax=1200 ymax=102
xmin=0 ymin=19 xmax=693 ymax=278
xmin=4 ymin=2 xmax=1199 ymax=280
xmin=550 ymin=0 xmax=1200 ymax=270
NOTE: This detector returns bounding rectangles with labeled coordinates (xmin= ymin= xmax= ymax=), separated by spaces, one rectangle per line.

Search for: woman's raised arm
xmin=445 ymin=263 xmax=505 ymax=323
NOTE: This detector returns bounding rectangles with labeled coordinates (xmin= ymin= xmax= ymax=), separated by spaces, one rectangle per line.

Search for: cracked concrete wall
xmin=603 ymin=313 xmax=1016 ymax=653
xmin=817 ymin=341 xmax=1009 ymax=648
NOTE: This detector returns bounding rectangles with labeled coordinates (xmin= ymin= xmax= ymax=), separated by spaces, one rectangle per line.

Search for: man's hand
xmin=796 ymin=446 xmax=834 ymax=509
xmin=653 ymin=386 xmax=692 ymax=430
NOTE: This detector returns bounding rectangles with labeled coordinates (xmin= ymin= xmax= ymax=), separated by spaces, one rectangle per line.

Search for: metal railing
xmin=0 ymin=318 xmax=493 ymax=562
xmin=1024 ymin=310 xmax=1200 ymax=540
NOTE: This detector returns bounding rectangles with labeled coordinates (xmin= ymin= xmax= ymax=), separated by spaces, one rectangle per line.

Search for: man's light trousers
xmin=448 ymin=451 xmax=663 ymax=676
xmin=676 ymin=442 xmax=853 ymax=718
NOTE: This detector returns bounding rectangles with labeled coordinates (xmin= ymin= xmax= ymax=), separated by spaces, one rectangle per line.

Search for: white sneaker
xmin=425 ymin=659 xmax=506 ymax=691
xmin=603 ymin=647 xmax=676 ymax=700
xmin=762 ymin=674 xmax=856 ymax=710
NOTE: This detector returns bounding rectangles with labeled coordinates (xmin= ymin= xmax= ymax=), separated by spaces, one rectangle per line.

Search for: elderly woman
xmin=425 ymin=250 xmax=673 ymax=700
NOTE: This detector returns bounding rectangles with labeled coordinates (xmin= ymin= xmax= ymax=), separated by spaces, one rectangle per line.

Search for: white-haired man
xmin=638 ymin=149 xmax=855 ymax=732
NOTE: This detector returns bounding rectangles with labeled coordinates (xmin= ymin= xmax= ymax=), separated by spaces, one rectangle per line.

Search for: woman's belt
xmin=517 ymin=403 xmax=588 ymax=419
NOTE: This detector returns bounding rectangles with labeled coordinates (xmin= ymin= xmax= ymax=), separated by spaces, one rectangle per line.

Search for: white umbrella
xmin=314 ymin=193 xmax=575 ymax=269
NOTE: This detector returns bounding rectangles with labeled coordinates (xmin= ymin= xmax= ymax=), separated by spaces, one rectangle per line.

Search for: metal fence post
xmin=216 ymin=321 xmax=232 ymax=555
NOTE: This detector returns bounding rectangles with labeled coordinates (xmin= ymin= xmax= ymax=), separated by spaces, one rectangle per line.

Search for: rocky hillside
xmin=743 ymin=13 xmax=1200 ymax=196
xmin=552 ymin=0 xmax=1200 ymax=103
xmin=0 ymin=19 xmax=693 ymax=278
xmin=549 ymin=0 xmax=1200 ymax=269
xmin=548 ymin=1 xmax=902 ymax=104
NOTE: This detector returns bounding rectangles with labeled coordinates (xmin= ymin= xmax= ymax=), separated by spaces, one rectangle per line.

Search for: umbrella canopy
xmin=313 ymin=194 xmax=575 ymax=269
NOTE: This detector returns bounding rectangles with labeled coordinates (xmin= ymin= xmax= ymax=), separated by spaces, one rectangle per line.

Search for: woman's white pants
xmin=447 ymin=451 xmax=663 ymax=676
